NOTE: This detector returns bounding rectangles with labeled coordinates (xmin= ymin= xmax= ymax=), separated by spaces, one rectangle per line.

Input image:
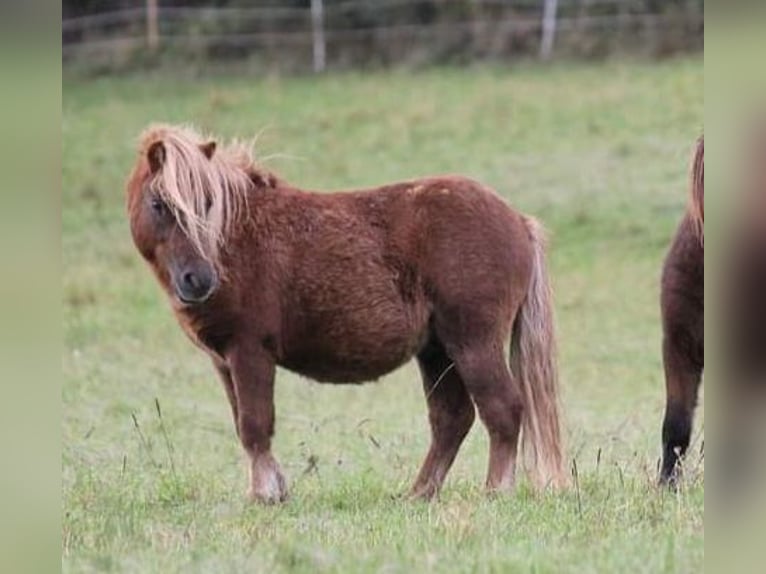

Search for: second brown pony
xmin=659 ymin=136 xmax=704 ymax=485
xmin=126 ymin=124 xmax=567 ymax=503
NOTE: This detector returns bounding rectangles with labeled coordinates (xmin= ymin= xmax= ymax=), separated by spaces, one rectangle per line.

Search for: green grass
xmin=63 ymin=58 xmax=704 ymax=573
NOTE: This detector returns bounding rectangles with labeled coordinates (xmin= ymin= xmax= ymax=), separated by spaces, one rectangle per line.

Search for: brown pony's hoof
xmin=248 ymin=453 xmax=289 ymax=504
xmin=408 ymin=481 xmax=440 ymax=502
xmin=485 ymin=485 xmax=515 ymax=499
xmin=658 ymin=470 xmax=682 ymax=491
xmin=248 ymin=486 xmax=288 ymax=505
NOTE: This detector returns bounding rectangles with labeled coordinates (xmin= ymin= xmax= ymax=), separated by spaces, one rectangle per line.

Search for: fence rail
xmin=62 ymin=0 xmax=704 ymax=72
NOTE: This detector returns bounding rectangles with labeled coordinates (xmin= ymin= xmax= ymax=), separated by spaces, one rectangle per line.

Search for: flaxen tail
xmin=688 ymin=135 xmax=704 ymax=245
xmin=510 ymin=217 xmax=568 ymax=489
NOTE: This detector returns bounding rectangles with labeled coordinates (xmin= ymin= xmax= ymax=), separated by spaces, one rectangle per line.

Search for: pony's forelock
xmin=138 ymin=124 xmax=253 ymax=265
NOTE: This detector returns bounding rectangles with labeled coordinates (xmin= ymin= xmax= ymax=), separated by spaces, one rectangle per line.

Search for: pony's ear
xmin=200 ymin=141 xmax=217 ymax=160
xmin=147 ymin=141 xmax=165 ymax=173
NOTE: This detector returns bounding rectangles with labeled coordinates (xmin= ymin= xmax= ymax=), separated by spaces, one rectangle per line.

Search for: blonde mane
xmin=688 ymin=135 xmax=704 ymax=246
xmin=139 ymin=124 xmax=255 ymax=264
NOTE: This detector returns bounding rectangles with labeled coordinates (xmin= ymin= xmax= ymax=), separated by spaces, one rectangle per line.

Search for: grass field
xmin=62 ymin=57 xmax=704 ymax=573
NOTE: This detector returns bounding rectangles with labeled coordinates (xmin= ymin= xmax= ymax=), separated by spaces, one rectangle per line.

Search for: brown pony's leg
xmin=660 ymin=336 xmax=703 ymax=485
xmin=213 ymin=361 xmax=239 ymax=435
xmin=227 ymin=345 xmax=287 ymax=503
xmin=410 ymin=337 xmax=475 ymax=500
xmin=451 ymin=344 xmax=523 ymax=492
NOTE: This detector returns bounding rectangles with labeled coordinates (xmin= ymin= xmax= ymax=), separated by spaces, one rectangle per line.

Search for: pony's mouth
xmin=176 ymin=290 xmax=215 ymax=306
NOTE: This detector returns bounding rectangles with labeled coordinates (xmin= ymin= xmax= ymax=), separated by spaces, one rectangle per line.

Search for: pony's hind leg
xmin=660 ymin=336 xmax=703 ymax=486
xmin=450 ymin=343 xmax=523 ymax=493
xmin=410 ymin=337 xmax=475 ymax=500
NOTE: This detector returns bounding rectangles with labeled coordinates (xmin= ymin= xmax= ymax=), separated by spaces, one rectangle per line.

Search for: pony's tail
xmin=510 ymin=217 xmax=569 ymax=490
xmin=688 ymin=135 xmax=704 ymax=244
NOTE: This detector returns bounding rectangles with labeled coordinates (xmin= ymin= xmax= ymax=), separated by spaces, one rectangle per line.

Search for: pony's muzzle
xmin=172 ymin=265 xmax=218 ymax=305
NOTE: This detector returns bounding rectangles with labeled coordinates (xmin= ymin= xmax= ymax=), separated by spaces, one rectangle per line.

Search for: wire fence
xmin=62 ymin=0 xmax=704 ymax=73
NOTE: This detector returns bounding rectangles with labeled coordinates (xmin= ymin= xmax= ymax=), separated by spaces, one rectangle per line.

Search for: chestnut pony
xmin=659 ymin=136 xmax=704 ymax=485
xmin=126 ymin=124 xmax=567 ymax=503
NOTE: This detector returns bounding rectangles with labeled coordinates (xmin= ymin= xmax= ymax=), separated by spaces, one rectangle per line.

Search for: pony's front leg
xmin=227 ymin=344 xmax=288 ymax=504
xmin=213 ymin=361 xmax=238 ymax=435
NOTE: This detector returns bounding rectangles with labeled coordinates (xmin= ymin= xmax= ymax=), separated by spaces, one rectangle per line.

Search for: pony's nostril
xmin=176 ymin=268 xmax=215 ymax=304
xmin=183 ymin=271 xmax=199 ymax=291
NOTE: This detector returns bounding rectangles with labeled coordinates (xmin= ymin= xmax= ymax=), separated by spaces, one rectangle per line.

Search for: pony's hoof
xmin=485 ymin=487 xmax=513 ymax=499
xmin=408 ymin=482 xmax=440 ymax=502
xmin=658 ymin=473 xmax=680 ymax=491
xmin=484 ymin=479 xmax=517 ymax=498
xmin=659 ymin=461 xmax=683 ymax=490
xmin=248 ymin=455 xmax=289 ymax=504
xmin=248 ymin=486 xmax=288 ymax=505
xmin=248 ymin=475 xmax=288 ymax=504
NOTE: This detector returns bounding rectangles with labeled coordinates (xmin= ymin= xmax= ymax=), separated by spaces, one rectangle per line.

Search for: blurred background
xmin=63 ymin=0 xmax=703 ymax=74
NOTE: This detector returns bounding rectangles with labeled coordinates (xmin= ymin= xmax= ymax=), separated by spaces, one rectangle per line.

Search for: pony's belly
xmin=283 ymin=349 xmax=412 ymax=384
xmin=281 ymin=312 xmax=430 ymax=384
xmin=282 ymin=245 xmax=431 ymax=383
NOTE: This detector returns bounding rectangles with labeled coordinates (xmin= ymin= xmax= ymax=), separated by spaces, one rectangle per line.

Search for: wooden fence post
xmin=146 ymin=0 xmax=159 ymax=52
xmin=618 ymin=0 xmax=630 ymax=36
xmin=540 ymin=0 xmax=559 ymax=60
xmin=311 ymin=0 xmax=326 ymax=73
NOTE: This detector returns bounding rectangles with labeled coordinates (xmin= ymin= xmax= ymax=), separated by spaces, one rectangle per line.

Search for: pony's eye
xmin=151 ymin=197 xmax=167 ymax=216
